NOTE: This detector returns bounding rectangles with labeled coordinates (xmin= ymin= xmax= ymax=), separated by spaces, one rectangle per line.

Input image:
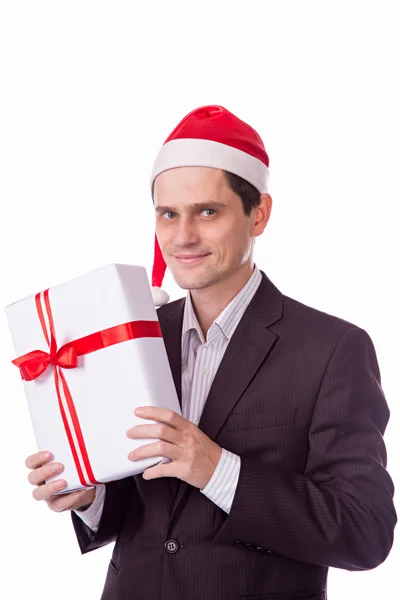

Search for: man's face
xmin=153 ymin=166 xmax=263 ymax=291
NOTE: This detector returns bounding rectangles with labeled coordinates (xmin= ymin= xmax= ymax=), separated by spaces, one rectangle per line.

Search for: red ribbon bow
xmin=12 ymin=346 xmax=78 ymax=381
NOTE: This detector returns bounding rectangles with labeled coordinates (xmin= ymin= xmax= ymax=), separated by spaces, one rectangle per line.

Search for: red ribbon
xmin=12 ymin=321 xmax=162 ymax=381
xmin=12 ymin=289 xmax=162 ymax=486
xmin=12 ymin=346 xmax=78 ymax=381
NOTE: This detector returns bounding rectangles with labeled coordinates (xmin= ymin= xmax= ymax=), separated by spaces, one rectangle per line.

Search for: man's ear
xmin=252 ymin=193 xmax=272 ymax=236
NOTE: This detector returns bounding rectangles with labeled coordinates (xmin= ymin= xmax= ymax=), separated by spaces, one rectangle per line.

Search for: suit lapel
xmin=158 ymin=298 xmax=185 ymax=410
xmin=157 ymin=298 xmax=185 ymax=500
xmin=167 ymin=271 xmax=284 ymax=524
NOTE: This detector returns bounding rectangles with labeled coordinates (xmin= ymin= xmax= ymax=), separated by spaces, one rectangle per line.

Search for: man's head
xmin=149 ymin=105 xmax=271 ymax=303
xmin=152 ymin=166 xmax=271 ymax=292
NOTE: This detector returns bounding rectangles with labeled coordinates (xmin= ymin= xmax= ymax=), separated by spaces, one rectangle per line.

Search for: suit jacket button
xmin=165 ymin=539 xmax=179 ymax=554
xmin=234 ymin=540 xmax=244 ymax=545
xmin=245 ymin=542 xmax=254 ymax=549
xmin=256 ymin=546 xmax=264 ymax=551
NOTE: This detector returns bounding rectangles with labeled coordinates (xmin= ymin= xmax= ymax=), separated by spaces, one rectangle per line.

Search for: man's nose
xmin=173 ymin=218 xmax=200 ymax=247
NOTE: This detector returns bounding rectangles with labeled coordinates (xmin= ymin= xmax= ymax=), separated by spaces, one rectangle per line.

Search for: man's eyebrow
xmin=155 ymin=201 xmax=228 ymax=213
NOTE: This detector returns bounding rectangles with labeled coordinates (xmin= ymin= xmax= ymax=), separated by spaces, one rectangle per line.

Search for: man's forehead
xmin=153 ymin=169 xmax=229 ymax=205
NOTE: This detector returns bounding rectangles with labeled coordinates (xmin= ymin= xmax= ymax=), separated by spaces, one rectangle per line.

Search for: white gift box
xmin=5 ymin=264 xmax=182 ymax=493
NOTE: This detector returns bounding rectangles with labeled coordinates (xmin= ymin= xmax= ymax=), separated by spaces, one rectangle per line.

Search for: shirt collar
xmin=182 ymin=265 xmax=262 ymax=344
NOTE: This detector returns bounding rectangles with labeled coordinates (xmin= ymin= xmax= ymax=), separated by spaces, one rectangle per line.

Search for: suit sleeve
xmin=71 ymin=476 xmax=136 ymax=554
xmin=213 ymin=327 xmax=397 ymax=570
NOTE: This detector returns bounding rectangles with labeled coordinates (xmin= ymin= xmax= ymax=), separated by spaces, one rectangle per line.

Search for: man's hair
xmin=222 ymin=171 xmax=261 ymax=216
xmin=151 ymin=170 xmax=261 ymax=216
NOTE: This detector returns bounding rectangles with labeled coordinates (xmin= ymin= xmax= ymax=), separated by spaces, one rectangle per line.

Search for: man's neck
xmin=189 ymin=261 xmax=255 ymax=339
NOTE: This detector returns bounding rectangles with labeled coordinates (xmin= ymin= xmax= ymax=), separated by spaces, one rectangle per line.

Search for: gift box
xmin=5 ymin=264 xmax=182 ymax=493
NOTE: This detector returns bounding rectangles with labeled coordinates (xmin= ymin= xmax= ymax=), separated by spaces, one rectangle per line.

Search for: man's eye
xmin=163 ymin=212 xmax=176 ymax=220
xmin=202 ymin=209 xmax=216 ymax=217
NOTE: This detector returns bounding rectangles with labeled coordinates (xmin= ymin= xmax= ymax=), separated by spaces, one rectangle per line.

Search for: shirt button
xmin=201 ymin=367 xmax=208 ymax=374
xmin=164 ymin=539 xmax=179 ymax=554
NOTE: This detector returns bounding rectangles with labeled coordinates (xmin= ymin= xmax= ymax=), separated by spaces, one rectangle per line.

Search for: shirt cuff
xmin=72 ymin=484 xmax=106 ymax=533
xmin=200 ymin=449 xmax=241 ymax=514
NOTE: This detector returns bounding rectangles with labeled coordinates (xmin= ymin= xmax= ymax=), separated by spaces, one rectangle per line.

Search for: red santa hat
xmin=150 ymin=105 xmax=270 ymax=306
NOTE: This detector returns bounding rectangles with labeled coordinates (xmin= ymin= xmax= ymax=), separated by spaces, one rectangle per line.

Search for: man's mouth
xmin=173 ymin=254 xmax=210 ymax=265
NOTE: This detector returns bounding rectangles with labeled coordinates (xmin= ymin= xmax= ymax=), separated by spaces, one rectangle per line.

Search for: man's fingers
xmin=46 ymin=489 xmax=90 ymax=513
xmin=32 ymin=479 xmax=67 ymax=501
xmin=25 ymin=451 xmax=53 ymax=470
xmin=28 ymin=462 xmax=64 ymax=486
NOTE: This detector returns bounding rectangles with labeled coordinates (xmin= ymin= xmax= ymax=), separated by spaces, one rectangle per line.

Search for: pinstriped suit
xmin=72 ymin=270 xmax=396 ymax=600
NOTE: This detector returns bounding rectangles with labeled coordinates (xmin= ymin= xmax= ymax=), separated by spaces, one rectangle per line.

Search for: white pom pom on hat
xmin=151 ymin=285 xmax=170 ymax=307
xmin=150 ymin=104 xmax=270 ymax=306
xmin=151 ymin=234 xmax=170 ymax=306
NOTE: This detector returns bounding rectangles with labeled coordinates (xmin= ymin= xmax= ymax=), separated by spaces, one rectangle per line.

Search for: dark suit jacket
xmin=72 ymin=271 xmax=396 ymax=600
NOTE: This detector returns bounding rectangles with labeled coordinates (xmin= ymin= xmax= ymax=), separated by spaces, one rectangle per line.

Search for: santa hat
xmin=150 ymin=105 xmax=270 ymax=306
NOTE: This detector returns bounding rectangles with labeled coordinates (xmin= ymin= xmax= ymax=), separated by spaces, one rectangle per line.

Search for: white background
xmin=0 ymin=1 xmax=399 ymax=598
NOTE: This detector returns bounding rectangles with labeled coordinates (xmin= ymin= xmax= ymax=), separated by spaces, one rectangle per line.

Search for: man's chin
xmin=171 ymin=271 xmax=221 ymax=291
xmin=174 ymin=278 xmax=207 ymax=291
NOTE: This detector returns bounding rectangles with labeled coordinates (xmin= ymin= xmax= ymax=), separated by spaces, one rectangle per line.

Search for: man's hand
xmin=25 ymin=452 xmax=96 ymax=512
xmin=127 ymin=407 xmax=222 ymax=490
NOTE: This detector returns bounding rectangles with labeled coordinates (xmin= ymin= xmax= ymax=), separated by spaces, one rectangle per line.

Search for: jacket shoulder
xmin=281 ymin=293 xmax=367 ymax=342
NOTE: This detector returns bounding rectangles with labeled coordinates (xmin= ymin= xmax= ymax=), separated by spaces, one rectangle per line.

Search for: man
xmin=26 ymin=105 xmax=396 ymax=600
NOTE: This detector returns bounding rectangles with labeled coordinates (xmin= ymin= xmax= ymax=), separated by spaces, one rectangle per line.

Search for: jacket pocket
xmin=225 ymin=408 xmax=296 ymax=432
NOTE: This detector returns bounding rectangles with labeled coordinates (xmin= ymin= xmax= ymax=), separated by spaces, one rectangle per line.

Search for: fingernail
xmin=41 ymin=452 xmax=51 ymax=461
xmin=51 ymin=463 xmax=62 ymax=473
xmin=54 ymin=480 xmax=66 ymax=490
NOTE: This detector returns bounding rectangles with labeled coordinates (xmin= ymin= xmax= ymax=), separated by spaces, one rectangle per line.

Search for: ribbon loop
xmin=12 ymin=349 xmax=52 ymax=381
xmin=12 ymin=345 xmax=79 ymax=381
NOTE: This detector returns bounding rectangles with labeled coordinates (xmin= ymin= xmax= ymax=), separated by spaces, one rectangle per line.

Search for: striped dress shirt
xmin=75 ymin=265 xmax=262 ymax=533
